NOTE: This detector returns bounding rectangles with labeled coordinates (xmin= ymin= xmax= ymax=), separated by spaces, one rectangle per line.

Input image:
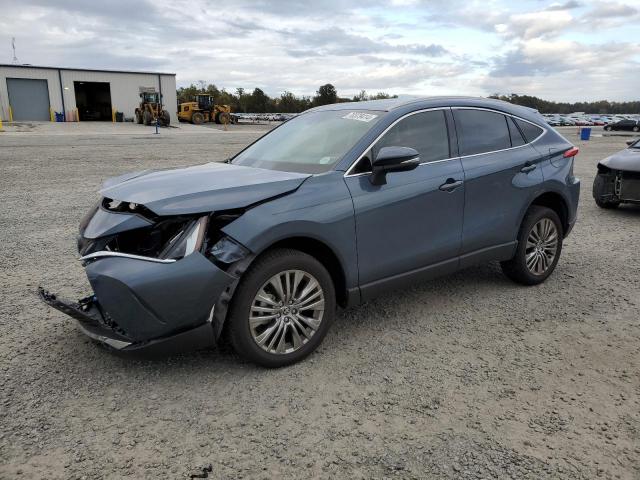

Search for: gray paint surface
xmin=48 ymin=96 xmax=581 ymax=351
xmin=6 ymin=78 xmax=50 ymax=121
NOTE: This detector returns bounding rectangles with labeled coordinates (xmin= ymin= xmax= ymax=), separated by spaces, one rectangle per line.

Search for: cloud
xmin=0 ymin=0 xmax=638 ymax=101
xmin=582 ymin=1 xmax=638 ymax=18
xmin=545 ymin=1 xmax=582 ymax=11
xmin=280 ymin=26 xmax=447 ymax=58
xmin=501 ymin=10 xmax=574 ymax=39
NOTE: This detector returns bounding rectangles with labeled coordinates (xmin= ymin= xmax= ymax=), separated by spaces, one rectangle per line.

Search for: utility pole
xmin=11 ymin=37 xmax=19 ymax=64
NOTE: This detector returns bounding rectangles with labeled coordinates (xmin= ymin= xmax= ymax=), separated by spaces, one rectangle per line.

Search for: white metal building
xmin=0 ymin=64 xmax=176 ymax=123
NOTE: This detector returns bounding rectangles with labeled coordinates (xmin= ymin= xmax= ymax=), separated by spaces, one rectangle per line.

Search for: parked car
xmin=593 ymin=139 xmax=640 ymax=208
xmin=40 ymin=97 xmax=580 ymax=367
xmin=604 ymin=119 xmax=640 ymax=132
xmin=572 ymin=118 xmax=594 ymax=126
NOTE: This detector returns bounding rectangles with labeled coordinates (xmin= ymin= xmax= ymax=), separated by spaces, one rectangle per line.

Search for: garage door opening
xmin=74 ymin=81 xmax=112 ymax=121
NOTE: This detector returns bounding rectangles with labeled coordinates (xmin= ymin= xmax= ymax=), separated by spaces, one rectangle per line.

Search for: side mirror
xmin=370 ymin=146 xmax=420 ymax=185
xmin=626 ymin=139 xmax=637 ymax=146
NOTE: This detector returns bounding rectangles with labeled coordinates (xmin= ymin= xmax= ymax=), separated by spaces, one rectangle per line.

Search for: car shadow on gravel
xmin=603 ymin=204 xmax=640 ymax=216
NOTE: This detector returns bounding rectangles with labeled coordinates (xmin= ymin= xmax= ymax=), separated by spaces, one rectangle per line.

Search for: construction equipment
xmin=177 ymin=95 xmax=234 ymax=125
xmin=135 ymin=87 xmax=170 ymax=126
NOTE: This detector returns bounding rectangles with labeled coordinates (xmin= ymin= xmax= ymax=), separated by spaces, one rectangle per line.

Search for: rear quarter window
xmin=507 ymin=117 xmax=526 ymax=147
xmin=454 ymin=109 xmax=511 ymax=156
xmin=514 ymin=118 xmax=544 ymax=143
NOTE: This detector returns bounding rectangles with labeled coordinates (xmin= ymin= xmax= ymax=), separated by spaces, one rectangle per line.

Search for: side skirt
xmin=357 ymin=241 xmax=517 ymax=304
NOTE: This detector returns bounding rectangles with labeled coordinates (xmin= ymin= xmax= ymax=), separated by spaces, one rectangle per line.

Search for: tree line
xmin=176 ymin=82 xmax=395 ymax=113
xmin=176 ymin=84 xmax=639 ymax=115
xmin=489 ymin=93 xmax=640 ymax=114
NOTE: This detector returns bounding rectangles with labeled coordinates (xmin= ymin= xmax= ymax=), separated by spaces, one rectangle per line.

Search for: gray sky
xmin=1 ymin=0 xmax=639 ymax=101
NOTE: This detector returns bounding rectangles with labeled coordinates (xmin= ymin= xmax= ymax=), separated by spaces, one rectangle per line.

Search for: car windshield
xmin=232 ymin=110 xmax=383 ymax=173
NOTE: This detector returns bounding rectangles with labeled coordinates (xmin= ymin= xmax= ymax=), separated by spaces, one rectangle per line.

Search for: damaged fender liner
xmin=39 ymin=252 xmax=236 ymax=353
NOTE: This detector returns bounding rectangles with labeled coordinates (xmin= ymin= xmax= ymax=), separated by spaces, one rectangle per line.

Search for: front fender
xmin=221 ymin=172 xmax=358 ymax=288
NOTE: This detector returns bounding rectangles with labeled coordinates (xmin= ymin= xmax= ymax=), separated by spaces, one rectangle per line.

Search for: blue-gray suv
xmin=41 ymin=97 xmax=580 ymax=367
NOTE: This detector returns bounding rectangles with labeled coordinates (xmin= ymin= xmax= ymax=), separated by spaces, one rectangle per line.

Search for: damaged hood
xmin=100 ymin=162 xmax=311 ymax=215
xmin=600 ymin=147 xmax=640 ymax=173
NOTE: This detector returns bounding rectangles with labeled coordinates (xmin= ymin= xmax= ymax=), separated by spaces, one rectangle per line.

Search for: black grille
xmin=620 ymin=178 xmax=640 ymax=200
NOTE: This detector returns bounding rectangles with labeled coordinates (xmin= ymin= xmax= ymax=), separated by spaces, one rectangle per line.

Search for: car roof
xmin=308 ymin=96 xmax=544 ymax=124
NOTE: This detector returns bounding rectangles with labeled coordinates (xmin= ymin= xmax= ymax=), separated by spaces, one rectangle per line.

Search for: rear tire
xmin=593 ymin=174 xmax=620 ymax=209
xmin=604 ymin=125 xmax=612 ymax=131
xmin=227 ymin=248 xmax=336 ymax=368
xmin=160 ymin=110 xmax=170 ymax=126
xmin=501 ymin=206 xmax=563 ymax=285
xmin=633 ymin=126 xmax=639 ymax=132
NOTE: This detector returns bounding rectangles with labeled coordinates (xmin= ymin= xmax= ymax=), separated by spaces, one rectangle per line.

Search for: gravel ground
xmin=1 ymin=123 xmax=639 ymax=479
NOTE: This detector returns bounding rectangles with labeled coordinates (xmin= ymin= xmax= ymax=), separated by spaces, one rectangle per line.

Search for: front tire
xmin=633 ymin=126 xmax=639 ymax=132
xmin=501 ymin=206 xmax=563 ymax=285
xmin=227 ymin=249 xmax=336 ymax=367
xmin=593 ymin=174 xmax=620 ymax=209
xmin=143 ymin=110 xmax=153 ymax=126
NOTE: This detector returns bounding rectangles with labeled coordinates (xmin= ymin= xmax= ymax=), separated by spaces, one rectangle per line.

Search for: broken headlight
xmin=160 ymin=216 xmax=208 ymax=260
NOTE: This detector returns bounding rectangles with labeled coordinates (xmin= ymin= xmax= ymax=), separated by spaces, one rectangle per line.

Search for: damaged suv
xmin=593 ymin=139 xmax=640 ymax=208
xmin=41 ymin=97 xmax=580 ymax=367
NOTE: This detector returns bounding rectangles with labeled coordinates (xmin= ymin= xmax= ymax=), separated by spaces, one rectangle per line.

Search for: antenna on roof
xmin=11 ymin=37 xmax=19 ymax=64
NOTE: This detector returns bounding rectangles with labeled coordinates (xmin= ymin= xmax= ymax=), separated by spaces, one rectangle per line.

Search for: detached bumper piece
xmin=39 ymin=288 xmax=134 ymax=350
xmin=39 ymin=252 xmax=235 ymax=354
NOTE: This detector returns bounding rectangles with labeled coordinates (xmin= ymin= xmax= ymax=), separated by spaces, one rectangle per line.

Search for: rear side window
xmin=454 ymin=109 xmax=511 ymax=156
xmin=507 ymin=117 xmax=526 ymax=147
xmin=373 ymin=110 xmax=449 ymax=164
xmin=514 ymin=118 xmax=544 ymax=143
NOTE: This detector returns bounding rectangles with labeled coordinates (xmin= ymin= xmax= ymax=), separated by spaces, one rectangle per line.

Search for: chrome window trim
xmin=343 ymin=106 xmax=548 ymax=178
xmin=79 ymin=251 xmax=177 ymax=264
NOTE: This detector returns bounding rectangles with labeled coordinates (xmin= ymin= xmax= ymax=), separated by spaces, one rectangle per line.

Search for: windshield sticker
xmin=342 ymin=112 xmax=378 ymax=122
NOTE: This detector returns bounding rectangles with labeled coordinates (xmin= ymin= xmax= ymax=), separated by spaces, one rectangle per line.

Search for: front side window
xmin=373 ymin=110 xmax=450 ymax=163
xmin=454 ymin=109 xmax=511 ymax=156
xmin=232 ymin=110 xmax=383 ymax=174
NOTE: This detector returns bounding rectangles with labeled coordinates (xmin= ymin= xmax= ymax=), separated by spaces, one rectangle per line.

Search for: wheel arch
xmin=527 ymin=191 xmax=570 ymax=236
xmin=254 ymin=236 xmax=350 ymax=308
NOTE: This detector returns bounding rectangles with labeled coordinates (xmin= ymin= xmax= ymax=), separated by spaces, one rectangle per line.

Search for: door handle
xmin=521 ymin=162 xmax=536 ymax=173
xmin=439 ymin=178 xmax=463 ymax=192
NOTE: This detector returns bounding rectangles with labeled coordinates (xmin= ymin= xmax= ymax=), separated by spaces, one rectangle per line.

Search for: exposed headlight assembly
xmin=161 ymin=216 xmax=208 ymax=260
xmin=209 ymin=236 xmax=250 ymax=264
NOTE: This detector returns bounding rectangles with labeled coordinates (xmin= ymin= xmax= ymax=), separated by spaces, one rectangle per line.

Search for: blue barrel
xmin=580 ymin=127 xmax=591 ymax=141
xmin=55 ymin=112 xmax=64 ymax=122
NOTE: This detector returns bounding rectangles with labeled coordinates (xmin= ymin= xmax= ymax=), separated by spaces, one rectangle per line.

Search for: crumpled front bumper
xmin=40 ymin=252 xmax=235 ymax=353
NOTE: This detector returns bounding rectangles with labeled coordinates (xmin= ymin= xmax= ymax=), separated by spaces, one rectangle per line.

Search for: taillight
xmin=563 ymin=146 xmax=579 ymax=158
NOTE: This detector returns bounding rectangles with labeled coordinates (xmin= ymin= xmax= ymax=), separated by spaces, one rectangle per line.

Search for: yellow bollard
xmin=50 ymin=108 xmax=54 ymax=122
xmin=0 ymin=114 xmax=4 ymax=132
xmin=112 ymin=108 xmax=116 ymax=123
xmin=9 ymin=105 xmax=13 ymax=122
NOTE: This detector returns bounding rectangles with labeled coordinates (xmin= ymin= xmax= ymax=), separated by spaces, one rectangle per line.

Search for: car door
xmin=343 ymin=109 xmax=465 ymax=299
xmin=452 ymin=108 xmax=545 ymax=265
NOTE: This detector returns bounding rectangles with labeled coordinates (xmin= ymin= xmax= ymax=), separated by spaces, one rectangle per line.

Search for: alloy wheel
xmin=525 ymin=218 xmax=559 ymax=275
xmin=249 ymin=270 xmax=325 ymax=355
